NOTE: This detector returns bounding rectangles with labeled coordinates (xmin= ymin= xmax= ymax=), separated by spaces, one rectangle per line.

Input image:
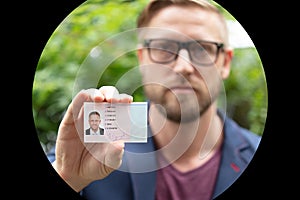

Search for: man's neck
xmin=91 ymin=128 xmax=99 ymax=133
xmin=150 ymin=103 xmax=224 ymax=172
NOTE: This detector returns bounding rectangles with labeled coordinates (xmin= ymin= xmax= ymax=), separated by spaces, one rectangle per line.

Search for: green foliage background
xmin=32 ymin=0 xmax=268 ymax=153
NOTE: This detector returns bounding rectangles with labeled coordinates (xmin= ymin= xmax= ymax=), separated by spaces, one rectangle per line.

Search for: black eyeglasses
xmin=143 ymin=39 xmax=224 ymax=66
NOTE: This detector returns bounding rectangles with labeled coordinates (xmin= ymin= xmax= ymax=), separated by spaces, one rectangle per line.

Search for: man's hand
xmin=52 ymin=86 xmax=133 ymax=192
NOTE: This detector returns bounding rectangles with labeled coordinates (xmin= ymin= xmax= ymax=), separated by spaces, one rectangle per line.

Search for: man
xmin=47 ymin=0 xmax=261 ymax=199
xmin=85 ymin=111 xmax=104 ymax=135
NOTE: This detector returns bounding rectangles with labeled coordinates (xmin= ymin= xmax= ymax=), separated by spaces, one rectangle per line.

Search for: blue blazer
xmin=47 ymin=110 xmax=261 ymax=200
xmin=85 ymin=127 xmax=104 ymax=135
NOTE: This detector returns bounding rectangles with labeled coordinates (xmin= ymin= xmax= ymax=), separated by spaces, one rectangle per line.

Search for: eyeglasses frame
xmin=143 ymin=38 xmax=224 ymax=66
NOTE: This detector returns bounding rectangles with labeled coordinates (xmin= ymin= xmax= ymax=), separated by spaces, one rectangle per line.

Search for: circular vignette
xmin=31 ymin=0 xmax=268 ymax=195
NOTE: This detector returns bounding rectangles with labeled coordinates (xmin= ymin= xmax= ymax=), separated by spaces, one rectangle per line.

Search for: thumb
xmin=104 ymin=140 xmax=125 ymax=171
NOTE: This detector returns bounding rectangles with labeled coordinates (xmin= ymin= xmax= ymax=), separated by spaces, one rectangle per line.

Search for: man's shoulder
xmin=239 ymin=126 xmax=261 ymax=148
xmin=224 ymin=115 xmax=261 ymax=149
xmin=100 ymin=127 xmax=105 ymax=135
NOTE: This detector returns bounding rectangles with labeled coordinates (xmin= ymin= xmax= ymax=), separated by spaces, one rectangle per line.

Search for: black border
xmin=10 ymin=0 xmax=285 ymax=199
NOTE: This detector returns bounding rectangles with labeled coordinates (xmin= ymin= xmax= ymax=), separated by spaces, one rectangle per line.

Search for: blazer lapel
xmin=212 ymin=113 xmax=254 ymax=198
xmin=123 ymin=129 xmax=157 ymax=200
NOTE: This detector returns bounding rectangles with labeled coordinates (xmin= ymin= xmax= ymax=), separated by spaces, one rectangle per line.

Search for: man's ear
xmin=221 ymin=48 xmax=234 ymax=79
xmin=136 ymin=46 xmax=146 ymax=74
xmin=136 ymin=46 xmax=143 ymax=62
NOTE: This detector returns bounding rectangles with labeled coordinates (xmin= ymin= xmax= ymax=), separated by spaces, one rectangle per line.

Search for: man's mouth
xmin=169 ymin=86 xmax=195 ymax=94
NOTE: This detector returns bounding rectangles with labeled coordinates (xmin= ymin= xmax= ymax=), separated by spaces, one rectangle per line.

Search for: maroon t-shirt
xmin=155 ymin=148 xmax=221 ymax=200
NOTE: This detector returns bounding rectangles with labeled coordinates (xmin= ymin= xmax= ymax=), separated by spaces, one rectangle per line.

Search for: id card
xmin=84 ymin=102 xmax=148 ymax=143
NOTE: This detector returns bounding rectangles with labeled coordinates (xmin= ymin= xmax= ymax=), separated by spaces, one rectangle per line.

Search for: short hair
xmin=89 ymin=111 xmax=100 ymax=118
xmin=136 ymin=0 xmax=229 ymax=46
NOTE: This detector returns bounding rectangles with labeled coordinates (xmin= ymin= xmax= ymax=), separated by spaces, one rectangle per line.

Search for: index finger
xmin=99 ymin=86 xmax=133 ymax=103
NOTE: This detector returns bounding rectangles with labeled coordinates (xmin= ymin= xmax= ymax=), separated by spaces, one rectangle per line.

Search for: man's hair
xmin=137 ymin=0 xmax=221 ymax=28
xmin=89 ymin=111 xmax=100 ymax=118
xmin=136 ymin=0 xmax=229 ymax=46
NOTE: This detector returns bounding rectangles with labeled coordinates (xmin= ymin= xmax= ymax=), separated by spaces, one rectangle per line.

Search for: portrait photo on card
xmin=84 ymin=103 xmax=108 ymax=143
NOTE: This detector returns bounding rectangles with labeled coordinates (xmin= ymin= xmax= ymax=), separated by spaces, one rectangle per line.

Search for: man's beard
xmin=142 ymin=65 xmax=222 ymax=123
xmin=152 ymin=89 xmax=216 ymax=123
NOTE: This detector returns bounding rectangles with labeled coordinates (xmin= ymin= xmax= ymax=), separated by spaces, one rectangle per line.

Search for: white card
xmin=83 ymin=102 xmax=148 ymax=143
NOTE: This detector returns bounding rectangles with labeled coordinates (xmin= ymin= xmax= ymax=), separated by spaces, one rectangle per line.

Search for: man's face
xmin=138 ymin=5 xmax=231 ymax=123
xmin=89 ymin=114 xmax=101 ymax=131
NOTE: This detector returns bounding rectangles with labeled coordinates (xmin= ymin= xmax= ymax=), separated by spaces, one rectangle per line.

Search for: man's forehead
xmin=90 ymin=114 xmax=100 ymax=118
xmin=139 ymin=27 xmax=218 ymax=43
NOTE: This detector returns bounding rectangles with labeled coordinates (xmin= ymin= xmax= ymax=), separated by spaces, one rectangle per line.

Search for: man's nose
xmin=172 ymin=49 xmax=195 ymax=74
